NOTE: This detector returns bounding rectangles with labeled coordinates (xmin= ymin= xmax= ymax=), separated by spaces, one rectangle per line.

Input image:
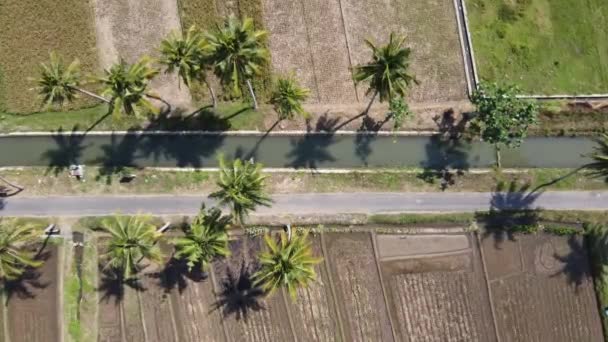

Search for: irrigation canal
xmin=0 ymin=133 xmax=594 ymax=169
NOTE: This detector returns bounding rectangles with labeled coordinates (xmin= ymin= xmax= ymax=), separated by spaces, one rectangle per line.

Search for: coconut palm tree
xmin=100 ymin=215 xmax=163 ymax=280
xmin=95 ymin=56 xmax=160 ymax=119
xmin=253 ymin=231 xmax=321 ymax=300
xmin=353 ymin=32 xmax=417 ymax=114
xmin=585 ymin=133 xmax=608 ymax=181
xmin=209 ymin=156 xmax=272 ymax=225
xmin=0 ymin=221 xmax=43 ymax=282
xmin=206 ymin=15 xmax=269 ymax=110
xmin=270 ymin=76 xmax=310 ymax=121
xmin=33 ymin=52 xmax=110 ymax=108
xmin=159 ymin=25 xmax=218 ymax=108
xmin=173 ymin=204 xmax=231 ymax=272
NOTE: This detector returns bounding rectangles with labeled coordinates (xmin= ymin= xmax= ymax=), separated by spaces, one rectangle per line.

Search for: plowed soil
xmin=7 ymin=244 xmax=61 ymax=342
xmin=213 ymin=237 xmax=295 ymax=342
xmin=324 ymin=232 xmax=394 ymax=341
xmin=381 ymin=234 xmax=496 ymax=342
xmin=481 ymin=233 xmax=604 ymax=342
xmin=262 ymin=0 xmax=466 ymax=104
xmin=285 ymin=235 xmax=341 ymax=342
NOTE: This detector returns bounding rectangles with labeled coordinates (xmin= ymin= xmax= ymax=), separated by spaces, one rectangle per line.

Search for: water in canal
xmin=0 ymin=133 xmax=594 ymax=169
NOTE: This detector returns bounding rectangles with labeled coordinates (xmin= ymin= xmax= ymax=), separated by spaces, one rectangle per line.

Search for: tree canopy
xmin=470 ymin=82 xmax=538 ymax=167
xmin=0 ymin=221 xmax=42 ymax=282
xmin=270 ymin=76 xmax=310 ymax=121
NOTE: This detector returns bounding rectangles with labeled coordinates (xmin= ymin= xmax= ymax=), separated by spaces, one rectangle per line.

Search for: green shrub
xmin=544 ymin=225 xmax=580 ymax=236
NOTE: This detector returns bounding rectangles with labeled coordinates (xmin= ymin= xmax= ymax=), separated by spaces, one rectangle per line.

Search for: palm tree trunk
xmin=246 ymin=79 xmax=258 ymax=110
xmin=364 ymin=91 xmax=378 ymax=116
xmin=72 ymin=87 xmax=111 ymax=104
xmin=202 ymin=77 xmax=217 ymax=109
xmin=0 ymin=174 xmax=23 ymax=191
xmin=495 ymin=144 xmax=502 ymax=169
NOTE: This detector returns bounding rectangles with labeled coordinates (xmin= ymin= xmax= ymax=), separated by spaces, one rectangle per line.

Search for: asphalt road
xmin=0 ymin=191 xmax=606 ymax=217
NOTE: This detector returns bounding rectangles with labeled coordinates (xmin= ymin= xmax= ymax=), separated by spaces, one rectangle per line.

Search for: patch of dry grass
xmin=0 ymin=0 xmax=99 ymax=113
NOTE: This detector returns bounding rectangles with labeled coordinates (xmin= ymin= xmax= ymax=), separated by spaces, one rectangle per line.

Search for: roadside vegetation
xmin=466 ymin=0 xmax=608 ymax=94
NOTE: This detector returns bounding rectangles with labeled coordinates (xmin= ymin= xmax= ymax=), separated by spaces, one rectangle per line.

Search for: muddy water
xmin=0 ymin=133 xmax=593 ymax=169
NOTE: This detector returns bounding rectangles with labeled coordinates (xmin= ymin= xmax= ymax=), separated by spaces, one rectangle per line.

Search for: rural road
xmin=0 ymin=191 xmax=606 ymax=217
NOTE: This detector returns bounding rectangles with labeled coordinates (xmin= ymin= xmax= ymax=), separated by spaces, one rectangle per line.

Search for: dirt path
xmin=91 ymin=0 xmax=192 ymax=111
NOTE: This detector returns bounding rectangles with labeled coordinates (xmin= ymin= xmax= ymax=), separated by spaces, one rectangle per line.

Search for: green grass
xmin=466 ymin=0 xmax=608 ymax=94
xmin=0 ymin=102 xmax=266 ymax=132
xmin=0 ymin=0 xmax=99 ymax=113
xmin=370 ymin=213 xmax=476 ymax=225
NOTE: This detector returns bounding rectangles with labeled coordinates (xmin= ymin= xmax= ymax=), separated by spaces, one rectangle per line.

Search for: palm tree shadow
xmin=354 ymin=116 xmax=389 ymax=166
xmin=245 ymin=119 xmax=280 ymax=160
xmin=550 ymin=235 xmax=592 ymax=292
xmin=94 ymin=131 xmax=141 ymax=185
xmin=212 ymin=261 xmax=265 ymax=321
xmin=478 ymin=181 xmax=543 ymax=248
xmin=3 ymin=250 xmax=51 ymax=303
xmin=418 ymin=133 xmax=473 ymax=190
xmin=98 ymin=268 xmax=146 ymax=305
xmin=149 ymin=258 xmax=208 ymax=294
xmin=286 ymin=132 xmax=336 ymax=169
xmin=43 ymin=127 xmax=89 ymax=176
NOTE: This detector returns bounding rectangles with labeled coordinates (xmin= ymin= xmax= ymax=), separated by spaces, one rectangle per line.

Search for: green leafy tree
xmin=353 ymin=33 xmax=417 ymax=114
xmin=160 ymin=26 xmax=218 ymax=108
xmin=95 ymin=56 xmax=160 ymax=119
xmin=253 ymin=231 xmax=322 ymax=300
xmin=206 ymin=15 xmax=269 ymax=110
xmin=100 ymin=215 xmax=163 ymax=280
xmin=0 ymin=222 xmax=42 ymax=281
xmin=33 ymin=52 xmax=110 ymax=108
xmin=209 ymin=156 xmax=272 ymax=225
xmin=173 ymin=204 xmax=231 ymax=272
xmin=470 ymin=82 xmax=538 ymax=168
xmin=270 ymin=76 xmax=310 ymax=121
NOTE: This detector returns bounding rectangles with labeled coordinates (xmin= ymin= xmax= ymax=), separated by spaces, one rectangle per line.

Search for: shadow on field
xmin=212 ymin=262 xmax=265 ymax=321
xmin=551 ymin=235 xmax=592 ymax=291
xmin=149 ymin=258 xmax=208 ymax=294
xmin=98 ymin=268 xmax=146 ymax=304
xmin=3 ymin=250 xmax=51 ymax=303
xmin=477 ymin=181 xmax=543 ymax=247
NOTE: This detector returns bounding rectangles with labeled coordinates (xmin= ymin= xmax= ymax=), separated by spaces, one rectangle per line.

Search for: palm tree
xmin=34 ymin=52 xmax=110 ymax=108
xmin=585 ymin=133 xmax=608 ymax=181
xmin=353 ymin=32 xmax=417 ymax=114
xmin=0 ymin=221 xmax=43 ymax=282
xmin=253 ymin=231 xmax=321 ymax=300
xmin=209 ymin=156 xmax=272 ymax=225
xmin=159 ymin=25 xmax=218 ymax=108
xmin=95 ymin=56 xmax=160 ymax=119
xmin=173 ymin=204 xmax=231 ymax=272
xmin=270 ymin=76 xmax=310 ymax=121
xmin=100 ymin=215 xmax=163 ymax=280
xmin=206 ymin=15 xmax=269 ymax=110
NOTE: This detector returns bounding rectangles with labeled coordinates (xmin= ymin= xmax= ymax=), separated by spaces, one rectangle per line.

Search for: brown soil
xmin=381 ymin=234 xmax=496 ymax=342
xmin=7 ymin=244 xmax=61 ymax=342
xmin=137 ymin=271 xmax=180 ymax=342
xmin=480 ymin=233 xmax=603 ymax=341
xmin=91 ymin=0 xmax=192 ymax=110
xmin=284 ymin=236 xmax=341 ymax=342
xmin=213 ymin=237 xmax=295 ymax=341
xmin=262 ymin=0 xmax=467 ymax=106
xmin=376 ymin=234 xmax=471 ymax=260
xmin=323 ymin=232 xmax=394 ymax=341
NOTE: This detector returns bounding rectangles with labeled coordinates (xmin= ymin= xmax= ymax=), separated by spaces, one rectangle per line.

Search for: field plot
xmin=0 ymin=0 xmax=99 ymax=113
xmin=91 ymin=0 xmax=191 ymax=108
xmin=324 ymin=232 xmax=394 ymax=341
xmin=379 ymin=234 xmax=496 ymax=342
xmin=262 ymin=0 xmax=467 ymax=104
xmin=6 ymin=244 xmax=61 ymax=342
xmin=465 ymin=0 xmax=608 ymax=94
xmin=213 ymin=236 xmax=295 ymax=342
xmin=286 ymin=235 xmax=341 ymax=342
xmin=481 ymin=233 xmax=603 ymax=341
